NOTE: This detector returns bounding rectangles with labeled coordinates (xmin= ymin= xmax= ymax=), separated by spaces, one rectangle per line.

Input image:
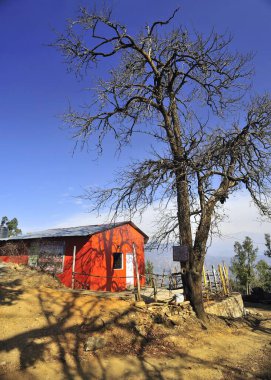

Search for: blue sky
xmin=1 ymin=0 xmax=271 ymax=256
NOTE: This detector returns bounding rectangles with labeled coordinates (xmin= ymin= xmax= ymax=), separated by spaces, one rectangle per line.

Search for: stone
xmin=134 ymin=301 xmax=146 ymax=308
xmin=84 ymin=336 xmax=107 ymax=351
xmin=205 ymin=293 xmax=244 ymax=318
xmin=167 ymin=316 xmax=184 ymax=326
xmin=244 ymin=308 xmax=250 ymax=316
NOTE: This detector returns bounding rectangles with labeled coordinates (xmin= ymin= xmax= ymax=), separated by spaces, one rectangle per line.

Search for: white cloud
xmin=74 ymin=198 xmax=84 ymax=206
xmin=208 ymin=193 xmax=271 ymax=257
xmin=53 ymin=212 xmax=107 ymax=228
xmin=218 ymin=193 xmax=270 ymax=235
xmin=21 ymin=191 xmax=271 ymax=259
xmin=52 ymin=191 xmax=271 ymax=235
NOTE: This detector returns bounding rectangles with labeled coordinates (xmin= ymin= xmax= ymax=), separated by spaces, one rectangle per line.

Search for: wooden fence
xmin=72 ymin=262 xmax=230 ymax=302
xmin=202 ymin=263 xmax=230 ymax=296
xmin=145 ymin=262 xmax=230 ymax=300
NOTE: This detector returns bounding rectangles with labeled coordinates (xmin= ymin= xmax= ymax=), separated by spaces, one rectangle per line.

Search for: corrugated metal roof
xmin=0 ymin=221 xmax=149 ymax=242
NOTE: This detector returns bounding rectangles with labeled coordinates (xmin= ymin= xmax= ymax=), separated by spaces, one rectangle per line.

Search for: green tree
xmin=264 ymin=233 xmax=271 ymax=258
xmin=1 ymin=216 xmax=22 ymax=237
xmin=230 ymin=236 xmax=258 ymax=294
xmin=54 ymin=8 xmax=271 ymax=319
xmin=145 ymin=260 xmax=154 ymax=285
xmin=255 ymin=259 xmax=271 ymax=292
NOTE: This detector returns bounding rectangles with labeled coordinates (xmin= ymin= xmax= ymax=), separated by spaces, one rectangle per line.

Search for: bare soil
xmin=0 ymin=262 xmax=271 ymax=380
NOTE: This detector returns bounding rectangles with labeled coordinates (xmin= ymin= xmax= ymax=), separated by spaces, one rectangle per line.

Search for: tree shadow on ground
xmin=241 ymin=302 xmax=271 ymax=335
xmin=0 ymin=279 xmax=23 ymax=306
xmin=244 ymin=301 xmax=271 ymax=312
xmin=0 ymin=265 xmax=23 ymax=306
xmin=0 ymin=281 xmax=271 ymax=379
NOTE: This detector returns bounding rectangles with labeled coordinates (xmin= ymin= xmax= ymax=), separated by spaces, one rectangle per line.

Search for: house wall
xmin=0 ymin=223 xmax=146 ymax=292
xmin=0 ymin=240 xmax=29 ymax=264
xmin=58 ymin=223 xmax=145 ymax=291
xmin=0 ymin=255 xmax=29 ymax=265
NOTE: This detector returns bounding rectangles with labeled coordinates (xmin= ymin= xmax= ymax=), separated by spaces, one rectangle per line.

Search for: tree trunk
xmin=182 ymin=262 xmax=206 ymax=320
xmin=174 ymin=169 xmax=208 ymax=319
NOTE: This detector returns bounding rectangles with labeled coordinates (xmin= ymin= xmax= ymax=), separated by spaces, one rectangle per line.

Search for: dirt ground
xmin=0 ymin=263 xmax=271 ymax=380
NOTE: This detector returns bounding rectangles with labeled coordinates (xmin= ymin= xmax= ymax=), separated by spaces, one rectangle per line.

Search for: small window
xmin=113 ymin=252 xmax=123 ymax=270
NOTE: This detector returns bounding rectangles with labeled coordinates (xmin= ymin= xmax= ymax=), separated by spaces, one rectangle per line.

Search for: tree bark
xmin=175 ymin=175 xmax=207 ymax=319
xmin=182 ymin=259 xmax=206 ymax=320
xmin=179 ymin=197 xmax=214 ymax=320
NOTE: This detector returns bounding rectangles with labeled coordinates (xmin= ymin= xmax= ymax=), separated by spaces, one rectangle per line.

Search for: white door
xmin=126 ymin=253 xmax=134 ymax=288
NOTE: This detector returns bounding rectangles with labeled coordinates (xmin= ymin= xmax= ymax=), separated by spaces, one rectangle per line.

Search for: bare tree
xmin=53 ymin=7 xmax=271 ymax=319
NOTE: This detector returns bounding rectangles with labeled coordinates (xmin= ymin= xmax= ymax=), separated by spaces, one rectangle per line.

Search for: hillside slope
xmin=0 ymin=263 xmax=270 ymax=380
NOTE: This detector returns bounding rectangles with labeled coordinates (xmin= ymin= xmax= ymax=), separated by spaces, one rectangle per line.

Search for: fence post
xmin=203 ymin=266 xmax=208 ymax=289
xmin=206 ymin=270 xmax=212 ymax=292
xmin=222 ymin=263 xmax=229 ymax=295
xmin=133 ymin=243 xmax=141 ymax=301
xmin=212 ymin=265 xmax=218 ymax=292
xmin=161 ymin=269 xmax=165 ymax=287
xmin=218 ymin=264 xmax=227 ymax=295
xmin=152 ymin=275 xmax=158 ymax=302
xmin=71 ymin=246 xmax=76 ymax=289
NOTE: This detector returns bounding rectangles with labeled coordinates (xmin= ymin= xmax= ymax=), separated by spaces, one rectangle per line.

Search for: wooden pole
xmin=71 ymin=246 xmax=76 ymax=289
xmin=161 ymin=269 xmax=165 ymax=287
xmin=172 ymin=266 xmax=178 ymax=289
xmin=152 ymin=275 xmax=158 ymax=302
xmin=206 ymin=271 xmax=212 ymax=292
xmin=225 ymin=264 xmax=231 ymax=292
xmin=133 ymin=243 xmax=141 ymax=301
xmin=203 ymin=266 xmax=208 ymax=289
xmin=222 ymin=263 xmax=229 ymax=295
xmin=212 ymin=265 xmax=218 ymax=292
xmin=218 ymin=264 xmax=227 ymax=295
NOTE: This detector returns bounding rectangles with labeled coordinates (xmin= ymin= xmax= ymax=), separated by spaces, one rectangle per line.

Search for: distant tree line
xmin=230 ymin=235 xmax=271 ymax=294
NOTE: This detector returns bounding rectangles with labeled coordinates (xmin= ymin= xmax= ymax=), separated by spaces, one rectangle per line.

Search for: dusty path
xmin=0 ymin=263 xmax=271 ymax=380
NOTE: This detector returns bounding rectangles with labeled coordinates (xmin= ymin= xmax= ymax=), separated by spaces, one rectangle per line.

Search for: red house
xmin=0 ymin=222 xmax=148 ymax=292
